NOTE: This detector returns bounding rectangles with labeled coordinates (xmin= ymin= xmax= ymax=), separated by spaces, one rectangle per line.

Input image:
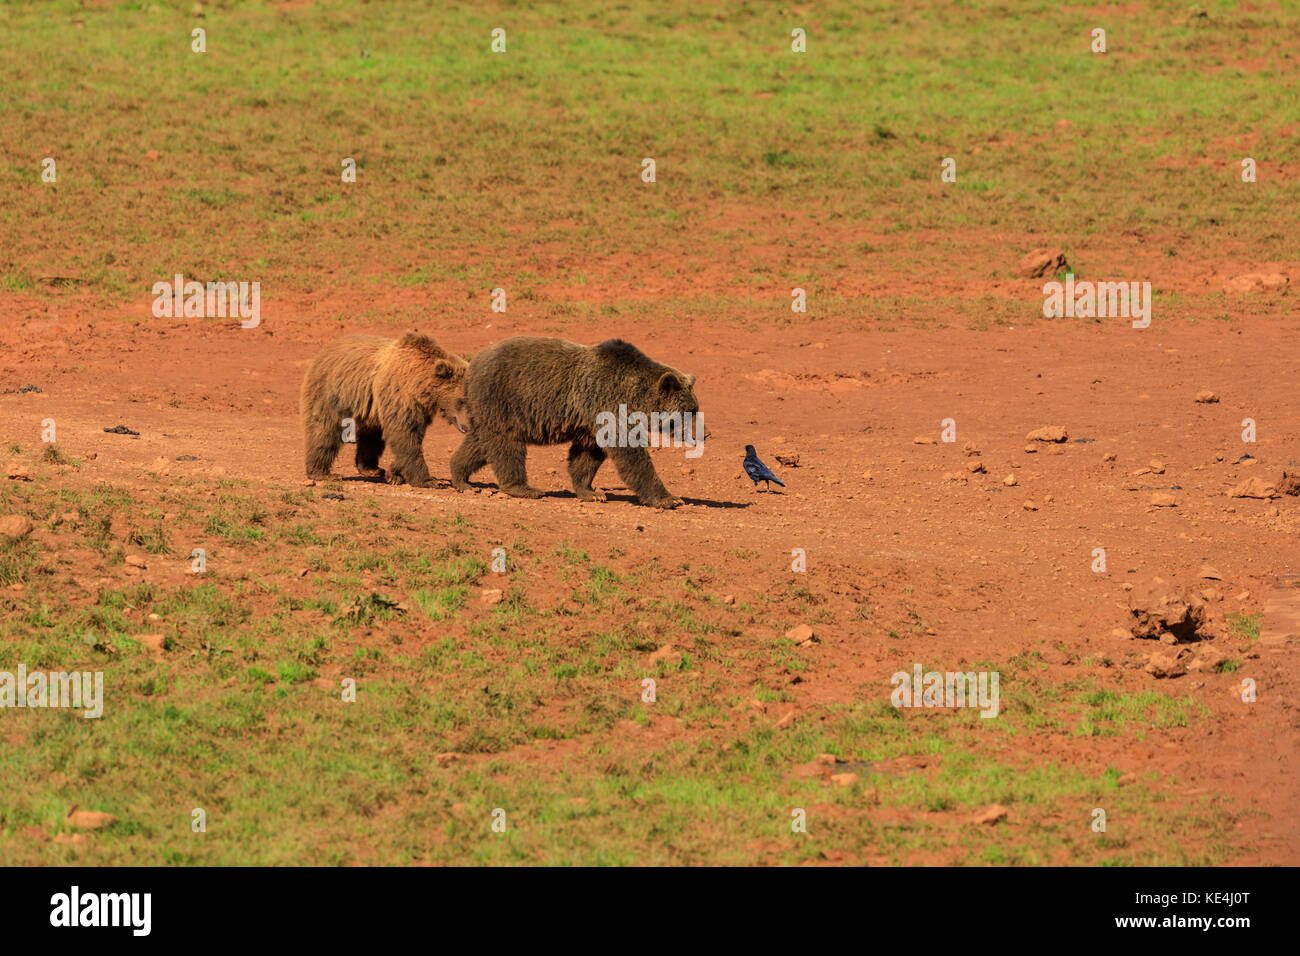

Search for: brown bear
xmin=450 ymin=336 xmax=702 ymax=508
xmin=300 ymin=333 xmax=470 ymax=487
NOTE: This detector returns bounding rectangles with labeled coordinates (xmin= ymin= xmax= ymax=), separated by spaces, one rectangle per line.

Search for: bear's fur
xmin=300 ymin=333 xmax=470 ymax=487
xmin=450 ymin=336 xmax=700 ymax=508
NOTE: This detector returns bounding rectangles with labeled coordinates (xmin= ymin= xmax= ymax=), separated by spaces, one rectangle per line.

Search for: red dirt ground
xmin=3 ymin=277 xmax=1298 ymax=863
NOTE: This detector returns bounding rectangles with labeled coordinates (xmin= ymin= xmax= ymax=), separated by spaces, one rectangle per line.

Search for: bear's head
xmin=431 ymin=356 xmax=472 ymax=433
xmin=399 ymin=333 xmax=472 ymax=433
xmin=651 ymin=367 xmax=700 ymax=444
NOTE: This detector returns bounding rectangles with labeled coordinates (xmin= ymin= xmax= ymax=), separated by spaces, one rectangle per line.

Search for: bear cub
xmin=300 ymin=333 xmax=470 ymax=487
xmin=450 ymin=336 xmax=701 ymax=508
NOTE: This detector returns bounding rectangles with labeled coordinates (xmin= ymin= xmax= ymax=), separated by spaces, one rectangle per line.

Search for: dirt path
xmin=3 ymin=301 xmax=1298 ymax=863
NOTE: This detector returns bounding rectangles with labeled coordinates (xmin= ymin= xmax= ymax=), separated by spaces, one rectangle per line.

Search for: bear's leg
xmin=490 ymin=438 xmax=544 ymax=499
xmin=384 ymin=417 xmax=434 ymax=488
xmin=450 ymin=431 xmax=489 ymax=491
xmin=610 ymin=447 xmax=681 ymax=509
xmin=355 ymin=430 xmax=386 ymax=480
xmin=304 ymin=418 xmax=342 ymax=480
xmin=567 ymin=442 xmax=607 ymax=502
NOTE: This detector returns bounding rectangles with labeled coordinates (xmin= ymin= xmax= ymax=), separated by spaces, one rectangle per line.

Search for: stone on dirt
xmin=1129 ymin=586 xmax=1207 ymax=643
xmin=1026 ymin=425 xmax=1068 ymax=442
xmin=972 ymin=804 xmax=1009 ymax=825
xmin=1144 ymin=652 xmax=1186 ymax=679
xmin=1230 ymin=477 xmax=1277 ymax=499
xmin=0 ymin=515 xmax=34 ymax=542
xmin=1017 ymin=248 xmax=1068 ymax=279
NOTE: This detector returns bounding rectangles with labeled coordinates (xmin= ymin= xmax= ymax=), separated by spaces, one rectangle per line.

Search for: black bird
xmin=743 ymin=445 xmax=785 ymax=491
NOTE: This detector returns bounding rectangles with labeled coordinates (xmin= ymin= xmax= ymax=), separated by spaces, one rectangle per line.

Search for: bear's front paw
xmin=651 ymin=496 xmax=683 ymax=510
xmin=575 ymin=490 xmax=607 ymax=503
xmin=385 ymin=471 xmax=407 ymax=486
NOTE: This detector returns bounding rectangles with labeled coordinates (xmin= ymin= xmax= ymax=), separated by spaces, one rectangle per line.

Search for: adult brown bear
xmin=450 ymin=336 xmax=701 ymax=508
xmin=300 ymin=333 xmax=470 ymax=487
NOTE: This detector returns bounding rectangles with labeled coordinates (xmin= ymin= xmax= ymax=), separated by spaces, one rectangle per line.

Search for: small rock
xmin=1017 ymin=248 xmax=1068 ymax=279
xmin=943 ymin=471 xmax=967 ymax=483
xmin=66 ymin=808 xmax=118 ymax=831
xmin=972 ymin=804 xmax=1009 ymax=825
xmin=1026 ymin=425 xmax=1068 ymax=443
xmin=1148 ymin=460 xmax=1165 ymax=474
xmin=721 ymin=594 xmax=735 ymax=605
xmin=1103 ymin=452 xmax=1117 ymax=462
xmin=1195 ymin=391 xmax=1219 ymax=404
xmin=1224 ymin=272 xmax=1289 ymax=293
xmin=1230 ymin=477 xmax=1277 ymax=499
xmin=4 ymin=463 xmax=31 ymax=481
xmin=648 ymin=644 xmax=681 ymax=666
xmin=435 ymin=752 xmax=460 ymax=767
xmin=0 ymin=515 xmax=34 ymax=541
xmin=1110 ymin=628 xmax=1134 ymax=640
xmin=1149 ymin=493 xmax=1178 ymax=508
xmin=1198 ymin=566 xmax=1222 ymax=580
xmin=966 ymin=460 xmax=986 ymax=474
xmin=1023 ymin=444 xmax=1037 ymax=454
xmin=1188 ymin=645 xmax=1226 ymax=672
xmin=830 ymin=772 xmax=858 ymax=788
xmin=785 ymin=624 xmax=818 ymax=646
xmin=913 ymin=435 xmax=936 ymax=445
xmin=103 ymin=424 xmax=140 ymax=436
xmin=1144 ymin=652 xmax=1186 ymax=679
xmin=1003 ymin=474 xmax=1018 ymax=487
xmin=480 ymin=588 xmax=503 ymax=606
xmin=963 ymin=441 xmax=980 ymax=457
xmin=124 ymin=554 xmax=147 ymax=569
xmin=1022 ymin=500 xmax=1037 ymax=511
xmin=1130 ymin=586 xmax=1207 ymax=642
xmin=1277 ymin=472 xmax=1300 ymax=496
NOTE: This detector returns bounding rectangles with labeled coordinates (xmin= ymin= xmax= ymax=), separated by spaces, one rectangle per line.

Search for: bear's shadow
xmin=459 ymin=484 xmax=750 ymax=509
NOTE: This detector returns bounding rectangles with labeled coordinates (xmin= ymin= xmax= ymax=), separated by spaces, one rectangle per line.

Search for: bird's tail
xmin=771 ymin=475 xmax=786 ymax=487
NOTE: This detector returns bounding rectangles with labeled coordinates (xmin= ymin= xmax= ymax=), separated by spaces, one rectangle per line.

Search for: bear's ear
xmin=657 ymin=371 xmax=685 ymax=395
xmin=434 ymin=360 xmax=455 ymax=379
